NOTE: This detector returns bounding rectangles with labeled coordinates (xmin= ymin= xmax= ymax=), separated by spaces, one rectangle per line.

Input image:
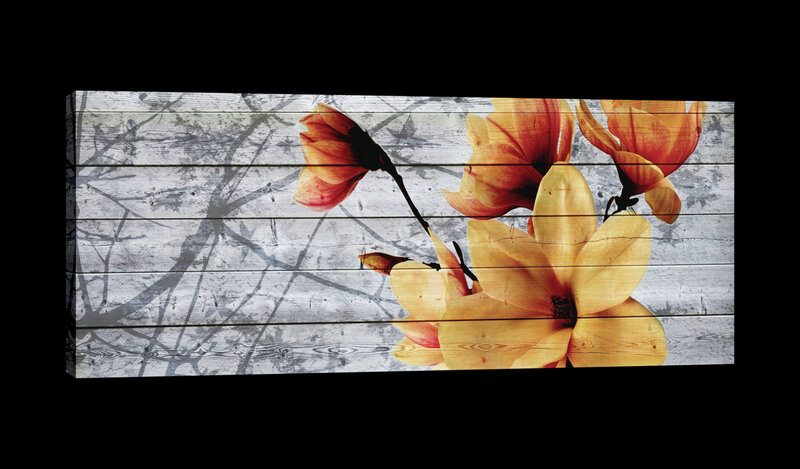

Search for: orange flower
xmin=442 ymin=98 xmax=575 ymax=218
xmin=294 ymin=103 xmax=388 ymax=211
xmin=362 ymin=229 xmax=477 ymax=369
xmin=437 ymin=162 xmax=667 ymax=369
xmin=576 ymin=99 xmax=707 ymax=223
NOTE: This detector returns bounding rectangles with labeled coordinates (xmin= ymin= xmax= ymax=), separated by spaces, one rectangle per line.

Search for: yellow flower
xmin=437 ymin=162 xmax=667 ymax=369
xmin=364 ymin=229 xmax=476 ymax=369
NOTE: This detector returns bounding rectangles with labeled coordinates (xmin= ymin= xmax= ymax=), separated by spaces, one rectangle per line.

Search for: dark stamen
xmin=551 ymin=295 xmax=577 ymax=328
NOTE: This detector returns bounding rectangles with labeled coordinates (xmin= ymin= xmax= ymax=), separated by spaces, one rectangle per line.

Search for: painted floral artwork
xmin=294 ymin=97 xmax=706 ymax=370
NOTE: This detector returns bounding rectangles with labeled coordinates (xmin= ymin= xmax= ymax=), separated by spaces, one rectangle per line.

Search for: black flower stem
xmin=603 ymin=187 xmax=638 ymax=222
xmin=452 ymin=241 xmax=478 ymax=282
xmin=381 ymin=161 xmax=431 ymax=236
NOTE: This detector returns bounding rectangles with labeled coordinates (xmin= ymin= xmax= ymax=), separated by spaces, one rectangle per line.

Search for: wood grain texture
xmin=74 ymin=315 xmax=734 ymax=378
xmin=66 ymin=91 xmax=735 ymax=377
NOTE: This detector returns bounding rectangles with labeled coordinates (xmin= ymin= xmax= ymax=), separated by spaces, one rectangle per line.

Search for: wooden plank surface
xmin=67 ymin=91 xmax=735 ymax=377
xmin=74 ymin=315 xmax=734 ymax=378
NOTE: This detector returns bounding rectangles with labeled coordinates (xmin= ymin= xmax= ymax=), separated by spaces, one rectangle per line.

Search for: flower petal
xmin=392 ymin=336 xmax=445 ymax=367
xmin=490 ymin=98 xmax=568 ymax=173
xmin=605 ymin=102 xmax=672 ymax=164
xmin=576 ymin=99 xmax=620 ymax=156
xmin=393 ymin=320 xmax=440 ymax=348
xmin=531 ymin=162 xmax=597 ymax=287
xmin=613 ymin=150 xmax=666 ymax=194
xmin=510 ymin=326 xmax=573 ymax=369
xmin=659 ymin=101 xmax=707 ymax=175
xmin=429 ymin=228 xmax=470 ymax=298
xmin=556 ymin=99 xmax=576 ymax=163
xmin=390 ymin=261 xmax=447 ymax=321
xmin=301 ymin=137 xmax=365 ymax=184
xmin=571 ymin=212 xmax=651 ymax=316
xmin=315 ymin=103 xmax=357 ymax=135
xmin=467 ymin=143 xmax=543 ymax=210
xmin=644 ymin=177 xmax=682 ymax=224
xmin=301 ymin=121 xmax=348 ymax=143
xmin=293 ymin=168 xmax=365 ymax=212
xmin=465 ymin=114 xmax=489 ymax=150
xmin=439 ymin=291 xmax=560 ymax=369
xmin=467 ymin=219 xmax=564 ymax=313
xmin=567 ymin=297 xmax=667 ymax=367
xmin=442 ymin=189 xmax=516 ymax=219
xmin=358 ymin=252 xmax=408 ymax=275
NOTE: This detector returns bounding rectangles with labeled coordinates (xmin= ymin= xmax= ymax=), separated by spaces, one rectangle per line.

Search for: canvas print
xmin=66 ymin=93 xmax=733 ymax=377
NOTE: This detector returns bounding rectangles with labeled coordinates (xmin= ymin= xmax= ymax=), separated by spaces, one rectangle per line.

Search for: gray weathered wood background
xmin=65 ymin=91 xmax=734 ymax=378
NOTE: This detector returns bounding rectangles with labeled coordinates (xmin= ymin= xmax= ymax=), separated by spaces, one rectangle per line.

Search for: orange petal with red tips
xmin=301 ymin=121 xmax=348 ymax=143
xmin=644 ymin=177 xmax=682 ymax=224
xmin=358 ymin=252 xmax=408 ymax=275
xmin=567 ymin=297 xmax=667 ymax=367
xmin=442 ymin=189 xmax=516 ymax=219
xmin=556 ymin=99 xmax=576 ymax=163
xmin=490 ymin=98 xmax=566 ymax=167
xmin=576 ymin=99 xmax=620 ymax=157
xmin=467 ymin=143 xmax=542 ymax=210
xmin=613 ymin=150 xmax=666 ymax=194
xmin=605 ymin=102 xmax=672 ymax=164
xmin=293 ymin=168 xmax=366 ymax=212
xmin=659 ymin=101 xmax=707 ymax=175
xmin=314 ymin=103 xmax=356 ymax=135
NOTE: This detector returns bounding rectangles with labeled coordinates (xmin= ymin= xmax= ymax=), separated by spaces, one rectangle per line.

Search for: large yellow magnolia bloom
xmin=576 ymin=99 xmax=707 ymax=224
xmin=438 ymin=162 xmax=667 ymax=369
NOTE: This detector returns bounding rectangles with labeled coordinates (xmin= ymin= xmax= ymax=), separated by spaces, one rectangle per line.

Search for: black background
xmin=27 ymin=11 xmax=756 ymax=452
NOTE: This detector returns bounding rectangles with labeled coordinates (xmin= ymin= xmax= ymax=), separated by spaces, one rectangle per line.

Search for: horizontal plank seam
xmin=67 ymin=262 xmax=736 ymax=275
xmin=69 ymin=213 xmax=736 ymax=221
xmin=67 ymin=110 xmax=735 ymax=115
xmin=73 ymin=162 xmax=736 ymax=168
xmin=75 ymin=313 xmax=736 ymax=330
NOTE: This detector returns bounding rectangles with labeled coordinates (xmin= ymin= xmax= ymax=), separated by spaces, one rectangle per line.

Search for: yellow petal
xmin=390 ymin=261 xmax=446 ymax=321
xmin=467 ymin=219 xmax=564 ymax=313
xmin=644 ymin=177 xmax=681 ymax=224
xmin=531 ymin=162 xmax=597 ymax=287
xmin=466 ymin=114 xmax=489 ymax=150
xmin=567 ymin=297 xmax=667 ymax=367
xmin=510 ymin=326 xmax=573 ymax=369
xmin=439 ymin=315 xmax=563 ymax=370
xmin=571 ymin=212 xmax=651 ymax=316
xmin=392 ymin=336 xmax=445 ymax=367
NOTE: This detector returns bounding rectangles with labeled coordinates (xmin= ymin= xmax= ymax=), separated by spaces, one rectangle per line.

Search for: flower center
xmin=551 ymin=295 xmax=577 ymax=328
xmin=348 ymin=125 xmax=389 ymax=171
